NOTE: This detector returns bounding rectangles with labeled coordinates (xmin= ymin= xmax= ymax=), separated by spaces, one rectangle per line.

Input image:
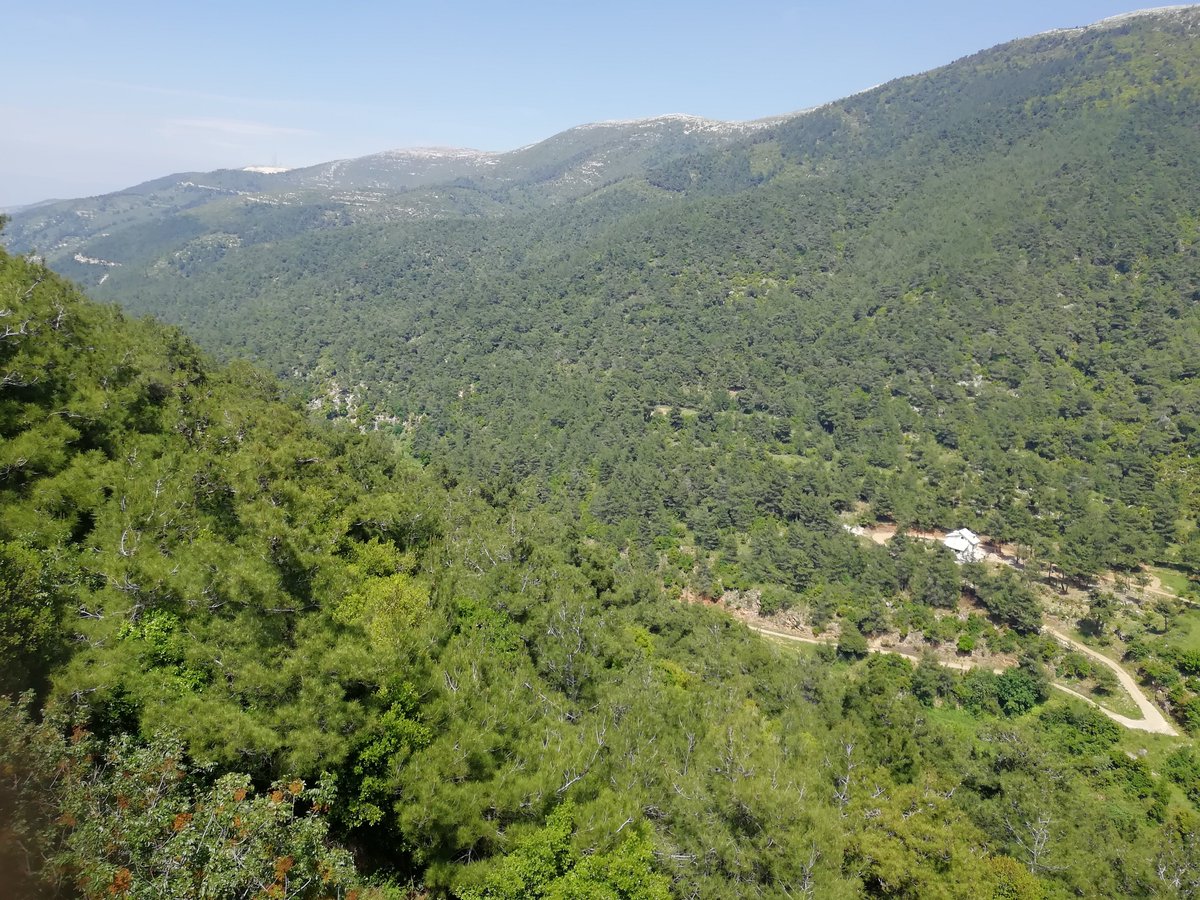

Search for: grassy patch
xmin=1055 ymin=678 xmax=1142 ymax=719
xmin=1157 ymin=607 xmax=1200 ymax=656
xmin=923 ymin=702 xmax=987 ymax=734
xmin=1149 ymin=565 xmax=1194 ymax=598
xmin=768 ymin=452 xmax=804 ymax=465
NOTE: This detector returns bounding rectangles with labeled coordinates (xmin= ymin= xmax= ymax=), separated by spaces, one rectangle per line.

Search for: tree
xmin=1058 ymin=517 xmax=1107 ymax=588
xmin=838 ymin=623 xmax=869 ymax=659
xmin=0 ymin=541 xmax=66 ymax=693
xmin=0 ymin=696 xmax=359 ymax=899
xmin=1181 ymin=537 xmax=1200 ymax=580
xmin=996 ymin=667 xmax=1045 ymax=716
xmin=1155 ymin=811 xmax=1200 ymax=898
xmin=912 ymin=653 xmax=953 ymax=705
xmin=977 ymin=570 xmax=1042 ymax=634
xmin=1085 ymin=589 xmax=1117 ymax=636
xmin=911 ymin=545 xmax=962 ymax=609
xmin=1092 ymin=665 xmax=1119 ymax=696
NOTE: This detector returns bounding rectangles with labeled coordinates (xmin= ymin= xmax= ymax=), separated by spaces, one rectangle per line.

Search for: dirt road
xmin=747 ymin=621 xmax=1178 ymax=736
xmin=842 ymin=522 xmax=1182 ymax=735
xmin=1042 ymin=626 xmax=1178 ymax=736
xmin=746 ymin=623 xmax=1002 ymax=673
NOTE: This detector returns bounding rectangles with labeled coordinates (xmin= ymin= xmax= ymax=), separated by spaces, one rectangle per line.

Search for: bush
xmin=1058 ymin=652 xmax=1092 ymax=680
xmin=1038 ymin=703 xmax=1121 ymax=754
xmin=758 ymin=585 xmax=799 ymax=617
xmin=0 ymin=696 xmax=359 ymax=899
xmin=996 ymin=668 xmax=1042 ymax=716
xmin=838 ymin=623 xmax=870 ymax=659
xmin=1092 ymin=666 xmax=1119 ymax=695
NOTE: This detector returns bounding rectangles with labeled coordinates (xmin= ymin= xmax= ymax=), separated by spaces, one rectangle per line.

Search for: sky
xmin=0 ymin=1 xmax=1175 ymax=207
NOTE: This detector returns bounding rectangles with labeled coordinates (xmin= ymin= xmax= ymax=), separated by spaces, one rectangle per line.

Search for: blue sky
xmin=1 ymin=1 xmax=1170 ymax=206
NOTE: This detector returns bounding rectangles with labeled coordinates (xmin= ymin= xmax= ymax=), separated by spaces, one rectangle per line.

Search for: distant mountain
xmin=256 ymin=112 xmax=788 ymax=195
xmin=2 ymin=112 xmax=790 ymax=286
xmin=0 ymin=198 xmax=62 ymax=216
xmin=5 ymin=6 xmax=1200 ymax=586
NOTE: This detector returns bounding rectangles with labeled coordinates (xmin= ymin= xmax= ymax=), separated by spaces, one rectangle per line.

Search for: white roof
xmin=945 ymin=528 xmax=980 ymax=544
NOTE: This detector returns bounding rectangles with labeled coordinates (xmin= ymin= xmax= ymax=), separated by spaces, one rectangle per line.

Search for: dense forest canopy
xmin=4 ymin=7 xmax=1200 ymax=899
xmin=9 ymin=10 xmax=1199 ymax=588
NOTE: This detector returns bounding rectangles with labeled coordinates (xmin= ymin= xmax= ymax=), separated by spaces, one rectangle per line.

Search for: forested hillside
xmin=6 ymin=221 xmax=1200 ymax=899
xmin=6 ymin=6 xmax=1200 ymax=898
xmin=14 ymin=9 xmax=1198 ymax=605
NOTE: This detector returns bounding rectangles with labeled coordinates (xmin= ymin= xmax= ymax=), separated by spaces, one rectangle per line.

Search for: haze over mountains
xmin=5 ymin=6 xmax=1200 ymax=898
xmin=3 ymin=111 xmax=791 ymax=275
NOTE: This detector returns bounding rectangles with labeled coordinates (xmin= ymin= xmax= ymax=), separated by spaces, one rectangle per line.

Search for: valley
xmin=3 ymin=6 xmax=1200 ymax=898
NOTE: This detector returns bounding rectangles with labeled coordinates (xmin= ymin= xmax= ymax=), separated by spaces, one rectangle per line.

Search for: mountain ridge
xmin=7 ymin=4 xmax=1198 ymax=274
xmin=5 ymin=8 xmax=1200 ymax=897
xmin=3 ymin=108 xmax=803 ymax=271
xmin=5 ymin=4 xmax=1198 ymax=213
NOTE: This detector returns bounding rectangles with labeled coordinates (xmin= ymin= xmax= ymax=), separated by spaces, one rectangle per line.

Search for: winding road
xmin=837 ymin=524 xmax=1181 ymax=735
xmin=1042 ymin=626 xmax=1178 ymax=736
xmin=746 ymin=621 xmax=1178 ymax=736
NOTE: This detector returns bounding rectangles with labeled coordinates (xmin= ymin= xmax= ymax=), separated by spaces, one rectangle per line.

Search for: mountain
xmin=18 ymin=4 xmax=1196 ymax=563
xmin=0 ymin=199 xmax=62 ymax=216
xmin=288 ymin=114 xmax=789 ymax=192
xmin=7 ymin=8 xmax=1200 ymax=898
xmin=0 ymin=185 xmax=1194 ymax=900
xmin=6 ymin=6 xmax=1197 ymax=644
xmin=2 ymin=111 xmax=789 ymax=287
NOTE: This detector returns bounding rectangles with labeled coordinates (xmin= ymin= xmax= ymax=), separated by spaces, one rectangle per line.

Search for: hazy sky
xmin=1 ymin=1 xmax=1169 ymax=207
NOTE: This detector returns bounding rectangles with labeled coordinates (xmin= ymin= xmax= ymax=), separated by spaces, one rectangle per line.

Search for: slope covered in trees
xmin=5 ymin=221 xmax=1200 ymax=897
xmin=6 ymin=7 xmax=1200 ymax=898
xmin=13 ymin=9 xmax=1196 ymax=612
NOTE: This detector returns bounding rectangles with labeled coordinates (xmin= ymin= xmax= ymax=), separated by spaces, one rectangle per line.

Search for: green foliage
xmin=1087 ymin=589 xmax=1118 ymax=635
xmin=911 ymin=653 xmax=954 ymax=705
xmin=757 ymin=584 xmax=798 ymax=617
xmin=344 ymin=684 xmax=432 ymax=828
xmin=4 ymin=13 xmax=1200 ymax=896
xmin=1038 ymin=703 xmax=1121 ymax=755
xmin=0 ymin=232 xmax=1180 ymax=897
xmin=0 ymin=695 xmax=358 ymax=899
xmin=454 ymin=802 xmax=669 ymax=900
xmin=838 ymin=623 xmax=869 ymax=659
xmin=973 ymin=570 xmax=1042 ymax=635
xmin=1153 ymin=810 xmax=1200 ymax=898
xmin=0 ymin=540 xmax=66 ymax=693
xmin=910 ymin=545 xmax=962 ymax=610
xmin=1165 ymin=748 xmax=1200 ymax=808
xmin=998 ymin=661 xmax=1051 ymax=716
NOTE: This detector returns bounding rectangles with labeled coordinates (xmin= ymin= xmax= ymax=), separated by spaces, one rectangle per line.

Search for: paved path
xmin=746 ymin=621 xmax=1178 ymax=736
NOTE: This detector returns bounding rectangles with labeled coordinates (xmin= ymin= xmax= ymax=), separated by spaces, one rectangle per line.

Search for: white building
xmin=943 ymin=528 xmax=984 ymax=564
